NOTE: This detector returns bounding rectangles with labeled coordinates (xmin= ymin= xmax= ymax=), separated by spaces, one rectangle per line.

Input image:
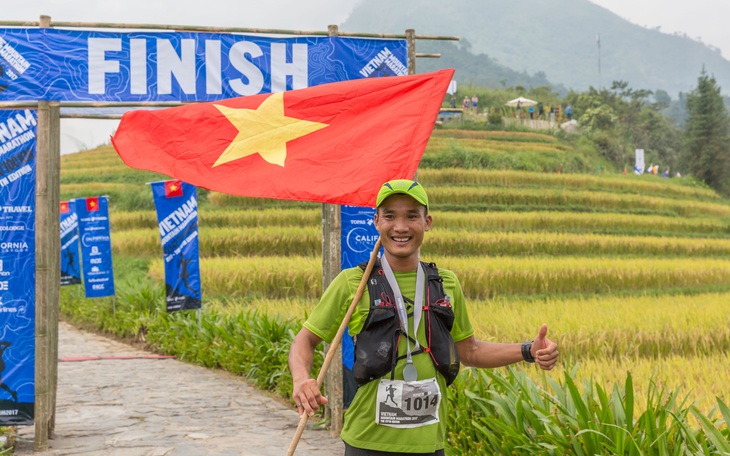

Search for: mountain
xmin=341 ymin=0 xmax=730 ymax=95
xmin=408 ymin=40 xmax=555 ymax=89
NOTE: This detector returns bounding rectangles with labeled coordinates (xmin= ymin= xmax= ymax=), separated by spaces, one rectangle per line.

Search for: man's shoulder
xmin=438 ymin=268 xmax=460 ymax=282
xmin=423 ymin=262 xmax=459 ymax=281
xmin=343 ymin=264 xmax=366 ymax=274
xmin=338 ymin=265 xmax=367 ymax=283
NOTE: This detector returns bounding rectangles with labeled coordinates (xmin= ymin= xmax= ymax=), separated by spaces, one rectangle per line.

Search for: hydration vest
xmin=352 ymin=259 xmax=460 ymax=386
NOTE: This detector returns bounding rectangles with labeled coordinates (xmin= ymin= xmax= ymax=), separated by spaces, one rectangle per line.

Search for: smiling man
xmin=288 ymin=179 xmax=559 ymax=455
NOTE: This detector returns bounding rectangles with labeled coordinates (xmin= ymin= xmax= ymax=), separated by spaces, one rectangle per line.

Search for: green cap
xmin=376 ymin=179 xmax=429 ymax=210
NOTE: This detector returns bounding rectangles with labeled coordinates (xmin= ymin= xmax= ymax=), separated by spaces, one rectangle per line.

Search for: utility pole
xmin=596 ymin=34 xmax=602 ymax=90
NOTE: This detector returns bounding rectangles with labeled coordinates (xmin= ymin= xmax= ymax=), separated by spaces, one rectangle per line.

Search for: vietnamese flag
xmin=164 ymin=179 xmax=184 ymax=198
xmin=60 ymin=201 xmax=69 ymax=213
xmin=86 ymin=197 xmax=99 ymax=212
xmin=111 ymin=69 xmax=454 ymax=207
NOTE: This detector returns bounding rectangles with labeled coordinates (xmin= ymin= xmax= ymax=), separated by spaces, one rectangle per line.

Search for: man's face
xmin=374 ymin=194 xmax=431 ymax=267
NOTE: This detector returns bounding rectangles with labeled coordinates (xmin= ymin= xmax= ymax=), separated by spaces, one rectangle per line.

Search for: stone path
xmin=15 ymin=321 xmax=344 ymax=455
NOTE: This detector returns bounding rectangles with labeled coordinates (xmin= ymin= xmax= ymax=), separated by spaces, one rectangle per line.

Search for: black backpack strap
xmin=421 ymin=261 xmax=449 ymax=307
xmin=355 ymin=258 xmax=401 ymax=383
xmin=419 ymin=261 xmax=460 ymax=386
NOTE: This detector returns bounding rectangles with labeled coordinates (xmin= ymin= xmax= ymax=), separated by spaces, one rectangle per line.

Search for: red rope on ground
xmin=59 ymin=355 xmax=176 ymax=362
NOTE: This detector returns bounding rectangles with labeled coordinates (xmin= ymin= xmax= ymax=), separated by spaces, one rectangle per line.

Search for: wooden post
xmin=406 ymin=29 xmax=420 ymax=182
xmin=34 ymin=100 xmax=60 ymax=448
xmin=406 ymin=29 xmax=416 ymax=75
xmin=34 ymin=101 xmax=50 ymax=453
xmin=322 ymin=24 xmax=344 ymax=436
xmin=47 ymin=103 xmax=61 ymax=438
xmin=35 ymin=14 xmax=61 ymax=449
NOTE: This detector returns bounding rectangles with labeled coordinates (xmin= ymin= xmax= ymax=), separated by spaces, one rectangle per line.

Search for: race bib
xmin=375 ymin=378 xmax=441 ymax=428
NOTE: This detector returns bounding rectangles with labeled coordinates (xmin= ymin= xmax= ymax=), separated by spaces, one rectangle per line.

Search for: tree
xmin=653 ymin=89 xmax=671 ymax=110
xmin=566 ymin=81 xmax=682 ymax=169
xmin=683 ymin=70 xmax=730 ymax=194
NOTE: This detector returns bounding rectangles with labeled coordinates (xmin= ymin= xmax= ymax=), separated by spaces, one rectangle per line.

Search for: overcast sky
xmin=5 ymin=0 xmax=729 ymax=154
xmin=590 ymin=0 xmax=730 ymax=57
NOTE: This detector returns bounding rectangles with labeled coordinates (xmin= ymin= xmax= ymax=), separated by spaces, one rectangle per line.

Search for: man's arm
xmin=288 ymin=327 xmax=328 ymax=417
xmin=456 ymin=324 xmax=559 ymax=371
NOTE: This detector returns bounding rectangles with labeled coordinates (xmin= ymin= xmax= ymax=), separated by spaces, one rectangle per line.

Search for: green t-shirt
xmin=304 ymin=264 xmax=474 ymax=453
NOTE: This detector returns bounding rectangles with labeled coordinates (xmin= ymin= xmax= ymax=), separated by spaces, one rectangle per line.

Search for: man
xmin=289 ymin=179 xmax=559 ymax=455
xmin=0 ymin=341 xmax=17 ymax=402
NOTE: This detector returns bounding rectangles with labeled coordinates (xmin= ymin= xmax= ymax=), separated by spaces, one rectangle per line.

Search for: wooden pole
xmin=321 ymin=23 xmax=344 ymax=436
xmin=407 ymin=29 xmax=420 ymax=182
xmin=286 ymin=239 xmax=381 ymax=456
xmin=406 ymin=29 xmax=416 ymax=75
xmin=35 ymin=13 xmax=61 ymax=448
xmin=0 ymin=19 xmax=460 ymax=42
xmin=47 ymin=101 xmax=61 ymax=438
xmin=34 ymin=100 xmax=60 ymax=448
xmin=34 ymin=101 xmax=50 ymax=453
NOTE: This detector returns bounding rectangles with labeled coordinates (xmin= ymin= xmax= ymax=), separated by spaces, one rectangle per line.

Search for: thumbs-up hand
xmin=531 ymin=324 xmax=559 ymax=370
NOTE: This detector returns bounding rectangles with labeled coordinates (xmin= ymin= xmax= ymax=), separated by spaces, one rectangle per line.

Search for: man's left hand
xmin=531 ymin=324 xmax=559 ymax=370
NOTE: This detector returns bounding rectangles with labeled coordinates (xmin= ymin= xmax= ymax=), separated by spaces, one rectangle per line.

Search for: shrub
xmin=487 ymin=111 xmax=503 ymax=126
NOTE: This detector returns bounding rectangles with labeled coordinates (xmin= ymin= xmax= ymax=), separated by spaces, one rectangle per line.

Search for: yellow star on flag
xmin=213 ymin=92 xmax=329 ymax=167
xmin=169 ymin=184 xmax=178 ymax=192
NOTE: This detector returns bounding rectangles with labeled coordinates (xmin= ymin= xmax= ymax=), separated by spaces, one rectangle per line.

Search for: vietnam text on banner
xmin=112 ymin=69 xmax=454 ymax=207
xmin=60 ymin=200 xmax=81 ymax=286
xmin=151 ymin=180 xmax=201 ymax=312
xmin=0 ymin=28 xmax=407 ymax=102
xmin=0 ymin=109 xmax=37 ymax=425
xmin=76 ymin=196 xmax=115 ymax=298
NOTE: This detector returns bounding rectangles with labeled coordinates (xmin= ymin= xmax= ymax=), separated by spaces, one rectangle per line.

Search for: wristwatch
xmin=521 ymin=340 xmax=535 ymax=363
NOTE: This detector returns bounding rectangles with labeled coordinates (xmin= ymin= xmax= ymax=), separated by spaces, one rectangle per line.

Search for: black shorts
xmin=344 ymin=442 xmax=445 ymax=456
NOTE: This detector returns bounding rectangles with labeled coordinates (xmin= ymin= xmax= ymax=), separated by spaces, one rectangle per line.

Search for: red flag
xmin=60 ymin=201 xmax=69 ymax=213
xmin=111 ymin=69 xmax=454 ymax=207
xmin=164 ymin=179 xmax=183 ymax=198
xmin=86 ymin=197 xmax=99 ymax=212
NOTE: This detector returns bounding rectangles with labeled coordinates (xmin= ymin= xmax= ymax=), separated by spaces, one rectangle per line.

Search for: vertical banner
xmin=340 ymin=205 xmax=380 ymax=407
xmin=151 ymin=180 xmax=201 ymax=312
xmin=0 ymin=109 xmax=37 ymax=425
xmin=76 ymin=196 xmax=115 ymax=298
xmin=341 ymin=206 xmax=380 ymax=269
xmin=59 ymin=200 xmax=81 ymax=286
xmin=635 ymin=148 xmax=645 ymax=175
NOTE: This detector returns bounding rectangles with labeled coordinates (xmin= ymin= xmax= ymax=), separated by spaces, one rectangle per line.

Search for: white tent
xmin=505 ymin=97 xmax=538 ymax=107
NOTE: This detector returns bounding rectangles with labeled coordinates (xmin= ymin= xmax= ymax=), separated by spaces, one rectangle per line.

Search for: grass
xmin=418 ymin=168 xmax=721 ymax=200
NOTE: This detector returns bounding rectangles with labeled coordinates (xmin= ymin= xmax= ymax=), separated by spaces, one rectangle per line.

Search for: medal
xmin=403 ymin=362 xmax=418 ymax=382
xmin=380 ymin=256 xmax=425 ymax=383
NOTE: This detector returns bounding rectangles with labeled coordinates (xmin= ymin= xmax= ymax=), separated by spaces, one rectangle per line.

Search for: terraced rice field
xmin=60 ymin=133 xmax=730 ymax=414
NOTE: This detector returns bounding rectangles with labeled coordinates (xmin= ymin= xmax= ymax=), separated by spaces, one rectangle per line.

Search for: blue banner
xmin=76 ymin=196 xmax=115 ymax=298
xmin=341 ymin=206 xmax=380 ymax=270
xmin=0 ymin=109 xmax=37 ymax=425
xmin=0 ymin=28 xmax=407 ymax=102
xmin=341 ymin=205 xmax=380 ymax=407
xmin=60 ymin=200 xmax=81 ymax=286
xmin=151 ymin=180 xmax=201 ymax=312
